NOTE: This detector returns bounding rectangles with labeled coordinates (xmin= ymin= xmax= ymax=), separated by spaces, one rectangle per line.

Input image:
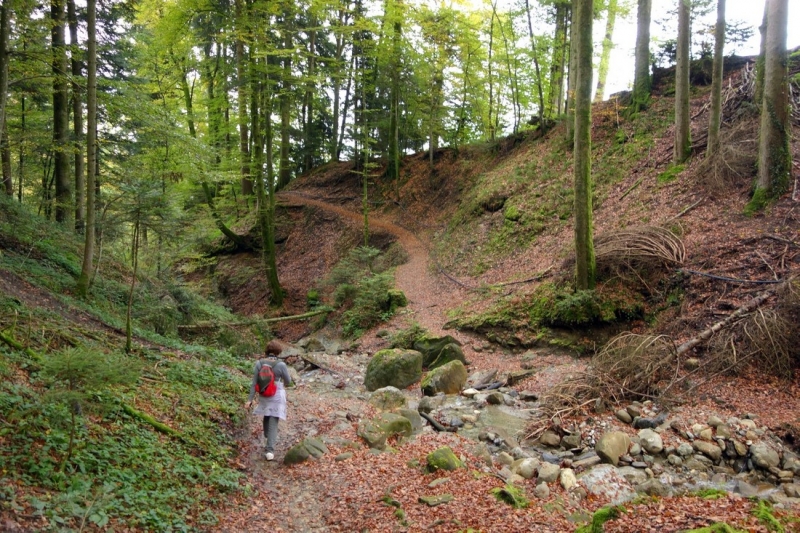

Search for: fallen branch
xmin=120 ymin=403 xmax=194 ymax=446
xmin=680 ymin=269 xmax=784 ymax=285
xmin=473 ymin=381 xmax=504 ymax=391
xmin=619 ymin=177 xmax=644 ymax=201
xmin=493 ymin=267 xmax=553 ymax=287
xmin=675 ymin=290 xmax=774 ymax=355
xmin=0 ymin=330 xmax=42 ymax=362
xmin=177 ymin=309 xmax=330 ymax=330
xmin=668 ymin=198 xmax=703 ymax=221
xmin=420 ymin=411 xmax=457 ymax=432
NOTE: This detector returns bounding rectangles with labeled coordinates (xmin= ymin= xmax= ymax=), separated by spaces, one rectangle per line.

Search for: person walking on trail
xmin=245 ymin=340 xmax=293 ymax=461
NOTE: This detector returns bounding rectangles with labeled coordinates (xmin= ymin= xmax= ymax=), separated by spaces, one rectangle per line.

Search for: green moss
xmin=574 ymin=506 xmax=623 ymax=533
xmin=691 ymin=488 xmax=728 ymax=500
xmin=745 ymin=187 xmax=770 ymax=216
xmin=489 ymin=484 xmax=529 ymax=509
xmin=684 ymin=524 xmax=749 ymax=533
xmin=753 ymin=500 xmax=785 ymax=533
xmin=657 ymin=164 xmax=684 ymax=184
xmin=426 ymin=446 xmax=463 ymax=472
xmin=503 ymin=205 xmax=521 ymax=221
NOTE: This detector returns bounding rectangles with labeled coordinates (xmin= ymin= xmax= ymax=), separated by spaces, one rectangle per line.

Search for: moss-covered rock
xmin=387 ymin=289 xmax=408 ymax=311
xmin=283 ymin=437 xmax=329 ymax=465
xmin=426 ymin=446 xmax=462 ymax=472
xmin=368 ymin=386 xmax=407 ymax=411
xmin=427 ymin=342 xmax=467 ymax=370
xmin=420 ymin=360 xmax=467 ymax=396
xmin=357 ymin=413 xmax=413 ymax=450
xmin=413 ymin=335 xmax=463 ymax=367
xmin=364 ymin=349 xmax=423 ymax=392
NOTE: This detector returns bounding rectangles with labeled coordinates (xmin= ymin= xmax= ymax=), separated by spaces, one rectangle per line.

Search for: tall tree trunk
xmin=178 ymin=68 xmax=197 ymax=138
xmin=76 ymin=0 xmax=96 ymax=298
xmin=0 ymin=1 xmax=10 ymax=148
xmin=549 ymin=2 xmax=567 ymax=117
xmin=386 ymin=2 xmax=401 ymax=184
xmin=706 ymin=0 xmax=725 ymax=159
xmin=235 ymin=0 xmax=252 ymax=195
xmin=631 ymin=0 xmax=652 ymax=113
xmin=565 ymin=0 xmax=577 ymax=144
xmin=277 ymin=29 xmax=292 ymax=191
xmin=524 ymin=0 xmax=545 ymax=127
xmin=573 ymin=0 xmax=595 ymax=290
xmin=68 ymin=0 xmax=84 ymax=231
xmin=250 ymin=52 xmax=283 ymax=306
xmin=52 ymin=0 xmax=71 ymax=224
xmin=753 ymin=0 xmax=790 ymax=206
xmin=487 ymin=10 xmax=495 ymax=140
xmin=755 ymin=4 xmax=767 ymax=109
xmin=125 ymin=218 xmax=139 ymax=353
xmin=1 ymin=126 xmax=10 ymax=196
xmin=303 ymin=23 xmax=316 ymax=173
xmin=337 ymin=51 xmax=355 ymax=161
xmin=594 ymin=0 xmax=617 ymax=103
xmin=673 ymin=0 xmax=691 ymax=164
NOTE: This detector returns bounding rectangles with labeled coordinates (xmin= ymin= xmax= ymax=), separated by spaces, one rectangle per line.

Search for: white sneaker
xmin=265 ymin=452 xmax=275 ymax=461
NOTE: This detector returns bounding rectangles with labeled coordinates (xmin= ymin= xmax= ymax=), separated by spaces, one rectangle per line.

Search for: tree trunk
xmin=565 ymin=0 xmax=577 ymax=144
xmin=673 ymin=0 xmax=691 ymax=164
xmin=1 ymin=126 xmax=11 ymax=196
xmin=52 ymin=0 xmax=71 ymax=224
xmin=753 ymin=0 xmax=790 ymax=205
xmin=277 ymin=29 xmax=292 ymax=191
xmin=755 ymin=4 xmax=767 ymax=108
xmin=631 ymin=0 xmax=652 ymax=113
xmin=76 ymin=0 xmax=95 ymax=300
xmin=524 ymin=0 xmax=545 ymax=127
xmin=594 ymin=0 xmax=618 ymax=103
xmin=179 ymin=69 xmax=197 ymax=138
xmin=125 ymin=219 xmax=139 ymax=353
xmin=0 ymin=1 xmax=11 ymax=170
xmin=251 ymin=54 xmax=283 ymax=306
xmin=235 ymin=0 xmax=252 ymax=195
xmin=68 ymin=0 xmax=84 ymax=231
xmin=549 ymin=2 xmax=568 ymax=117
xmin=386 ymin=3 xmax=401 ymax=184
xmin=303 ymin=24 xmax=316 ymax=173
xmin=487 ymin=10 xmax=495 ymax=140
xmin=573 ymin=0 xmax=595 ymax=290
xmin=706 ymin=0 xmax=725 ymax=160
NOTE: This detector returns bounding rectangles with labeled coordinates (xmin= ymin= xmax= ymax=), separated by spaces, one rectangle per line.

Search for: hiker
xmin=245 ymin=340 xmax=293 ymax=461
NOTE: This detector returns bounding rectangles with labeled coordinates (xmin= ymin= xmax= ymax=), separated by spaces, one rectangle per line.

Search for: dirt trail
xmin=280 ymin=191 xmax=470 ymax=342
xmin=221 ymin=192 xmax=477 ymax=531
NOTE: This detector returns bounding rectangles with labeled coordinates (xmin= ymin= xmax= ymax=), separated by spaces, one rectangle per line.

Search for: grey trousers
xmin=262 ymin=416 xmax=279 ymax=453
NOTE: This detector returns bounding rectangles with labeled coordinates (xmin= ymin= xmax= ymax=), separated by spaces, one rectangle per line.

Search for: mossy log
xmin=121 ymin=402 xmax=190 ymax=444
xmin=177 ymin=309 xmax=330 ymax=331
xmin=0 ymin=330 xmax=42 ymax=362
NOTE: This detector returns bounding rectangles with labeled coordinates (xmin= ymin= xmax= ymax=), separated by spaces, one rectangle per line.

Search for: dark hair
xmin=265 ymin=340 xmax=283 ymax=356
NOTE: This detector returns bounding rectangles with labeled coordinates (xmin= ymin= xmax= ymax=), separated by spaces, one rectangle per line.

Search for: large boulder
xmin=368 ymin=386 xmax=407 ymax=411
xmin=750 ymin=443 xmax=780 ymax=470
xmin=595 ymin=431 xmax=631 ymax=466
xmin=579 ymin=464 xmax=636 ymax=505
xmin=364 ymin=349 xmax=423 ymax=392
xmin=420 ymin=360 xmax=468 ymax=396
xmin=357 ymin=413 xmax=413 ymax=450
xmin=426 ymin=446 xmax=462 ymax=472
xmin=413 ymin=335 xmax=463 ymax=367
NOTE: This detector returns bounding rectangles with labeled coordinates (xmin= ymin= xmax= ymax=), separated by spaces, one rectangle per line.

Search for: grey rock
xmin=784 ymin=484 xmax=800 ymax=498
xmin=496 ymin=451 xmax=514 ymax=466
xmin=486 ymin=391 xmax=505 ymax=405
xmin=368 ymin=386 xmax=407 ymax=411
xmin=560 ymin=468 xmax=577 ymax=491
xmin=534 ymin=482 xmax=550 ymax=499
xmin=514 ymin=458 xmax=540 ymax=480
xmin=750 ymin=443 xmax=780 ymax=470
xmin=693 ymin=441 xmax=722 ymax=462
xmin=668 ymin=454 xmax=683 ymax=466
xmin=615 ymin=409 xmax=633 ymax=424
xmin=638 ymin=429 xmax=664 ymax=455
xmin=364 ymin=349 xmax=423 ymax=391
xmin=542 ymin=452 xmax=562 ymax=464
xmin=562 ymin=434 xmax=582 ymax=449
xmin=716 ymin=425 xmax=732 ymax=438
xmin=398 ymin=409 xmax=424 ymax=431
xmin=573 ymin=455 xmax=602 ymax=469
xmin=579 ymin=464 xmax=636 ymax=505
xmin=677 ymin=443 xmax=694 ymax=457
xmin=629 ymin=443 xmax=642 ymax=456
xmin=635 ymin=479 xmax=670 ymax=497
xmin=595 ymin=431 xmax=631 ymax=466
xmin=420 ymin=360 xmax=468 ymax=396
xmin=539 ymin=430 xmax=562 ymax=448
xmin=708 ymin=415 xmax=724 ymax=428
xmin=626 ymin=405 xmax=642 ymax=419
xmin=417 ymin=394 xmax=444 ymax=414
xmin=538 ymin=462 xmax=561 ymax=483
xmin=617 ymin=466 xmax=648 ymax=485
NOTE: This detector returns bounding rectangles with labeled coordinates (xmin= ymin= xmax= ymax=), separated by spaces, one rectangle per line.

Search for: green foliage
xmin=692 ymin=488 xmax=728 ymax=500
xmin=574 ymin=506 xmax=623 ymax=533
xmin=685 ymin=524 xmax=750 ymax=533
xmin=745 ymin=187 xmax=770 ymax=216
xmin=40 ymin=347 xmax=141 ymax=404
xmin=325 ymin=246 xmax=401 ymax=338
xmin=753 ymin=500 xmax=785 ymax=533
xmin=388 ymin=323 xmax=429 ymax=349
xmin=489 ymin=484 xmax=529 ymax=509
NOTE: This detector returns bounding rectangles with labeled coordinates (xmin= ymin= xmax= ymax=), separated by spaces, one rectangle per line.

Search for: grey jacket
xmin=247 ymin=359 xmax=293 ymax=402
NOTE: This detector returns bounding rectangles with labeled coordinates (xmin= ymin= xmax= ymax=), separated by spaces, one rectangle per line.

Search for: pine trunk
xmin=278 ymin=30 xmax=292 ymax=191
xmin=52 ymin=0 xmax=71 ymax=224
xmin=68 ymin=0 xmax=84 ymax=231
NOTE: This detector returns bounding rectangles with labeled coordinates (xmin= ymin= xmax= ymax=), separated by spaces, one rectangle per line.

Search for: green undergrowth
xmin=446 ymin=281 xmax=645 ymax=349
xmin=574 ymin=505 xmax=623 ymax=533
xmin=322 ymin=245 xmax=408 ymax=338
xmin=0 ymin=196 xmax=261 ymax=529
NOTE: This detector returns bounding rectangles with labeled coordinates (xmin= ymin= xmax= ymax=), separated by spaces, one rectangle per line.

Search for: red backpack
xmin=255 ymin=361 xmax=277 ymax=397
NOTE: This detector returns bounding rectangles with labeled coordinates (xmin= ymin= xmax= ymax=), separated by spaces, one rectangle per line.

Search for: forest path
xmin=279 ymin=190 xmax=471 ymax=342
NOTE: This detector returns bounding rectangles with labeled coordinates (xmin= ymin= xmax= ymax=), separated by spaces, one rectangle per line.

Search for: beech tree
xmin=594 ymin=0 xmax=618 ymax=103
xmin=673 ymin=0 xmax=691 ymax=164
xmin=573 ymin=0 xmax=595 ymax=290
xmin=0 ymin=2 xmax=10 ymax=196
xmin=751 ymin=0 xmax=790 ymax=210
